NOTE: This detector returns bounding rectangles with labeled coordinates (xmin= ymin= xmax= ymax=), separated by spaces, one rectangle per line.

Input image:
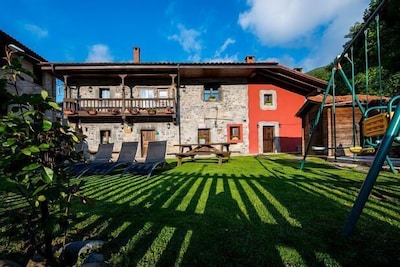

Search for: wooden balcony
xmin=63 ymin=98 xmax=176 ymax=123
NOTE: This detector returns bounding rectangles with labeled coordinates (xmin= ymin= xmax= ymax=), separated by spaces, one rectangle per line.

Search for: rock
xmin=62 ymin=240 xmax=105 ymax=266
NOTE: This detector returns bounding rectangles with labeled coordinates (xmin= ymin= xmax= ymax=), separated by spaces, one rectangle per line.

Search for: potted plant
xmin=265 ymin=100 xmax=273 ymax=106
xmin=64 ymin=108 xmax=75 ymax=115
xmin=208 ymin=95 xmax=216 ymax=101
xmin=164 ymin=107 xmax=174 ymax=114
xmin=109 ymin=108 xmax=119 ymax=115
xmin=147 ymin=108 xmax=157 ymax=115
xmin=129 ymin=107 xmax=140 ymax=115
xmin=86 ymin=107 xmax=97 ymax=115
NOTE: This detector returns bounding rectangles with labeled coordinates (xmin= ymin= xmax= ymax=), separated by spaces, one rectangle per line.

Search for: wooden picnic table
xmin=171 ymin=142 xmax=236 ymax=166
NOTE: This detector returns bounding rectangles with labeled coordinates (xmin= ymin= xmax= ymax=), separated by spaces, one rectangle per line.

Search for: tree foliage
xmin=308 ymin=0 xmax=400 ymax=97
xmin=0 ymin=47 xmax=84 ymax=265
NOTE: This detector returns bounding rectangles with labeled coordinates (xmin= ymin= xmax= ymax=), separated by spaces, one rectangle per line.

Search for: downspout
xmin=177 ymin=64 xmax=182 ymax=145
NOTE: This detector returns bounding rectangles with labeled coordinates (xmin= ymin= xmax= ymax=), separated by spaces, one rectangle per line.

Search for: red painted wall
xmin=248 ymin=84 xmax=305 ymax=154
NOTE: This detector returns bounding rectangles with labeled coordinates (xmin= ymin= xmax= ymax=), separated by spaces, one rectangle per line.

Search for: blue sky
xmin=2 ymin=0 xmax=370 ymax=71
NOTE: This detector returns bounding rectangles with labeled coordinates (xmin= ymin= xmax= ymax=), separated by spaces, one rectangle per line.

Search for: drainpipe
xmin=177 ymin=64 xmax=182 ymax=146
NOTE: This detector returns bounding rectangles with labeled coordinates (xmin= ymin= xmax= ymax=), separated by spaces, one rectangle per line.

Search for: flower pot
xmin=130 ymin=110 xmax=140 ymax=115
xmin=64 ymin=110 xmax=75 ymax=115
xmin=88 ymin=110 xmax=97 ymax=115
xmin=148 ymin=110 xmax=156 ymax=115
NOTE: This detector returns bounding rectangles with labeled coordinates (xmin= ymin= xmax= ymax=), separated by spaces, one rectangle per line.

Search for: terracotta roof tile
xmin=307 ymin=94 xmax=390 ymax=104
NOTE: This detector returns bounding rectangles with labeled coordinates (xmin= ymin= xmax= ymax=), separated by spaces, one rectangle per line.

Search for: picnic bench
xmin=170 ymin=142 xmax=235 ymax=166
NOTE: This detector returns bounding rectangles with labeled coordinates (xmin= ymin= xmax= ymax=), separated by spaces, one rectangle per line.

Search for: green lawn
xmin=2 ymin=154 xmax=400 ymax=266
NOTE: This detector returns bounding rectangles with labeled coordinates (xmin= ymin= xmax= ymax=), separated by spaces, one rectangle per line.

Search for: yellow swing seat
xmin=362 ymin=113 xmax=390 ymax=137
xmin=349 ymin=146 xmax=375 ymax=155
xmin=349 ymin=146 xmax=363 ymax=154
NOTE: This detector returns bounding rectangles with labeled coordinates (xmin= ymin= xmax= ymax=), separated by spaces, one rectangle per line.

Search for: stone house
xmin=40 ymin=48 xmax=327 ymax=157
xmin=0 ymin=30 xmax=56 ymax=117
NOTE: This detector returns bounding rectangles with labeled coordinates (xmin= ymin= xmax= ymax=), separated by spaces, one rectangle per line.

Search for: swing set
xmin=300 ymin=0 xmax=399 ymax=235
xmin=301 ymin=0 xmax=393 ymax=165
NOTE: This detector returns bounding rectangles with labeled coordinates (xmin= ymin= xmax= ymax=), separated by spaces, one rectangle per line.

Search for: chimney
xmin=133 ymin=47 xmax=140 ymax=63
xmin=293 ymin=67 xmax=303 ymax=72
xmin=245 ymin=55 xmax=255 ymax=63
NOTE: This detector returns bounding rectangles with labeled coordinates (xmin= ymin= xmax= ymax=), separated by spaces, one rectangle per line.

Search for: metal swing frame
xmin=300 ymin=0 xmax=398 ymax=236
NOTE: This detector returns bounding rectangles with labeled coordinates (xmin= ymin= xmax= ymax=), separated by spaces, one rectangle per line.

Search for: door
xmin=198 ymin=129 xmax=211 ymax=152
xmin=141 ymin=130 xmax=155 ymax=157
xmin=263 ymin=126 xmax=274 ymax=153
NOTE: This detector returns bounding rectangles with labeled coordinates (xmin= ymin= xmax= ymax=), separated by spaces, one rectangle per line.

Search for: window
xmin=158 ymin=89 xmax=168 ymax=98
xmin=100 ymin=130 xmax=111 ymax=144
xmin=204 ymin=84 xmax=220 ymax=101
xmin=227 ymin=124 xmax=243 ymax=142
xmin=100 ymin=88 xmax=110 ymax=98
xmin=158 ymin=88 xmax=169 ymax=107
xmin=260 ymin=90 xmax=277 ymax=110
xmin=264 ymin=94 xmax=273 ymax=105
xmin=198 ymin=129 xmax=210 ymax=144
xmin=140 ymin=88 xmax=155 ymax=108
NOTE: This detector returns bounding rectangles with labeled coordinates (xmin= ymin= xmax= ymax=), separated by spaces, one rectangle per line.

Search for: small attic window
xmin=204 ymin=83 xmax=220 ymax=101
xmin=260 ymin=90 xmax=277 ymax=110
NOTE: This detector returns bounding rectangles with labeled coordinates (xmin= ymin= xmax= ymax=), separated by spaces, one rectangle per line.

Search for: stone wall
xmin=69 ymin=83 xmax=248 ymax=156
xmin=179 ymin=84 xmax=248 ymax=154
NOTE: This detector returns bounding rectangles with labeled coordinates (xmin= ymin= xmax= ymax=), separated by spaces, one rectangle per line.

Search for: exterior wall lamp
xmin=88 ymin=86 xmax=93 ymax=93
xmin=167 ymin=122 xmax=171 ymax=129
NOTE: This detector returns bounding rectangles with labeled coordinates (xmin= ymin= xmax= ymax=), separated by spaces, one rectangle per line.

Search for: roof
xmin=0 ymin=30 xmax=47 ymax=64
xmin=296 ymin=94 xmax=390 ymax=117
xmin=40 ymin=61 xmax=328 ymax=96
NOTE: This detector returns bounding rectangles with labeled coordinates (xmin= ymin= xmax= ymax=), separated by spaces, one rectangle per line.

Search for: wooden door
xmin=141 ymin=130 xmax=155 ymax=157
xmin=198 ymin=129 xmax=211 ymax=152
xmin=263 ymin=126 xmax=274 ymax=153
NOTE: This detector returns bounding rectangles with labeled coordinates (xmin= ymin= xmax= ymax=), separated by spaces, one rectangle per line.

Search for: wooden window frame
xmin=227 ymin=124 xmax=243 ymax=142
xmin=99 ymin=88 xmax=110 ymax=99
xmin=100 ymin=130 xmax=111 ymax=144
xmin=203 ymin=83 xmax=221 ymax=101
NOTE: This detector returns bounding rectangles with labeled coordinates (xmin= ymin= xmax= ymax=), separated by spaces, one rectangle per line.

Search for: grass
xmin=1 ymin=154 xmax=400 ymax=266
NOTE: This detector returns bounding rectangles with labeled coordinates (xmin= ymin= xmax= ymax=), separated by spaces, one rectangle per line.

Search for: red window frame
xmin=227 ymin=124 xmax=243 ymax=143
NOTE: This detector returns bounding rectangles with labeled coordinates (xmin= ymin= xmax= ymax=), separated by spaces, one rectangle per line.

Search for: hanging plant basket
xmin=110 ymin=109 xmax=119 ymax=115
xmin=87 ymin=110 xmax=97 ymax=115
xmin=129 ymin=108 xmax=140 ymax=115
xmin=147 ymin=109 xmax=157 ymax=115
xmin=64 ymin=110 xmax=75 ymax=115
xmin=164 ymin=108 xmax=174 ymax=114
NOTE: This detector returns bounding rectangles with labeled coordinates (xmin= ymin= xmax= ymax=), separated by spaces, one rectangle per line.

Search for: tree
xmin=0 ymin=46 xmax=84 ymax=265
xmin=308 ymin=0 xmax=400 ymax=97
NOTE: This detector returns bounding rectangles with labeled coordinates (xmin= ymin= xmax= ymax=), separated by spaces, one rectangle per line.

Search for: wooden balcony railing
xmin=63 ymin=98 xmax=176 ymax=116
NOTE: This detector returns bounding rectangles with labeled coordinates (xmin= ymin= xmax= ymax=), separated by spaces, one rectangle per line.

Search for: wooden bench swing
xmin=350 ymin=111 xmax=395 ymax=155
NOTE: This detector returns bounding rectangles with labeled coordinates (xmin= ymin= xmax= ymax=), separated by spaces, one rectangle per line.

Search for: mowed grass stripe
xmin=238 ymin=179 xmax=277 ymax=224
xmin=227 ymin=178 xmax=250 ymax=221
xmin=136 ymin=226 xmax=176 ymax=266
xmin=251 ymin=180 xmax=301 ymax=227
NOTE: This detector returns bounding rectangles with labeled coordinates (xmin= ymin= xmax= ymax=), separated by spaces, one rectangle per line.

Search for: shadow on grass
xmin=1 ymin=155 xmax=400 ymax=266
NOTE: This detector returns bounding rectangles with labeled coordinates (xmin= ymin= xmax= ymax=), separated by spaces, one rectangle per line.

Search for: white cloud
xmin=214 ymin=38 xmax=236 ymax=58
xmin=206 ymin=54 xmax=239 ymax=63
xmin=261 ymin=55 xmax=296 ymax=67
xmin=25 ymin=24 xmax=48 ymax=38
xmin=238 ymin=0 xmax=370 ymax=70
xmin=85 ymin=44 xmax=114 ymax=62
xmin=169 ymin=24 xmax=202 ymax=61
